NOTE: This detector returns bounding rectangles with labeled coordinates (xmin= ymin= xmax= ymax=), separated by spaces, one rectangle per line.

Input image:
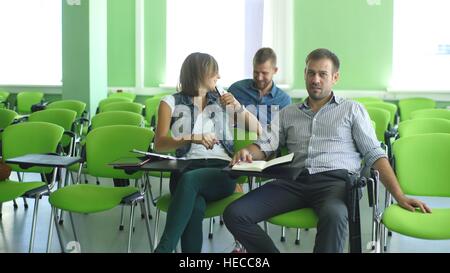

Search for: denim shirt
xmin=228 ymin=79 xmax=291 ymax=124
xmin=170 ymin=92 xmax=234 ymax=158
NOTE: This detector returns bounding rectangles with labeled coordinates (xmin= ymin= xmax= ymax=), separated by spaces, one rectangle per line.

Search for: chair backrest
xmin=86 ymin=125 xmax=154 ymax=179
xmin=97 ymin=97 xmax=131 ymax=113
xmin=47 ymin=100 xmax=87 ymax=118
xmin=364 ymin=101 xmax=398 ymax=126
xmin=2 ymin=121 xmax=64 ymax=173
xmin=102 ymin=102 xmax=144 ymax=114
xmin=108 ymin=92 xmax=136 ymax=102
xmin=398 ymin=97 xmax=436 ymax=121
xmin=393 ymin=133 xmax=450 ymax=197
xmin=233 ymin=128 xmax=258 ymax=152
xmin=0 ymin=109 xmax=18 ymax=141
xmin=90 ymin=111 xmax=144 ymax=131
xmin=410 ymin=108 xmax=450 ymax=120
xmin=16 ymin=92 xmax=44 ymax=114
xmin=353 ymin=97 xmax=383 ymax=104
xmin=366 ymin=107 xmax=390 ymax=142
xmin=398 ymin=118 xmax=450 ymax=137
xmin=144 ymin=95 xmax=166 ymax=127
xmin=0 ymin=90 xmax=10 ymax=108
xmin=28 ymin=109 xmax=77 ymax=148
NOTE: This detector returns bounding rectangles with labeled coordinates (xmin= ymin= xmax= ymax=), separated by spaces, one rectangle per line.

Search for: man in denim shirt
xmin=228 ymin=48 xmax=291 ymax=125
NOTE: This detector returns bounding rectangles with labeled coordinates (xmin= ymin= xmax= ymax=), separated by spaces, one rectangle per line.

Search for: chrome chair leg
xmin=28 ymin=195 xmax=41 ymax=253
xmin=295 ymin=229 xmax=301 ymax=245
xmin=140 ymin=200 xmax=154 ymax=252
xmin=208 ymin=218 xmax=214 ymax=239
xmin=119 ymin=205 xmax=125 ymax=231
xmin=46 ymin=205 xmax=55 ymax=253
xmin=281 ymin=226 xmax=286 ymax=242
xmin=154 ymin=208 xmax=161 ymax=251
xmin=68 ymin=212 xmax=79 ymax=242
xmin=127 ymin=201 xmax=136 ymax=253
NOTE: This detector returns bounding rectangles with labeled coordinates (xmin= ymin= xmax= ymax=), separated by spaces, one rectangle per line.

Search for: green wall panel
xmin=144 ymin=0 xmax=166 ymax=87
xmin=108 ymin=0 xmax=136 ymax=87
xmin=293 ymin=0 xmax=393 ymax=90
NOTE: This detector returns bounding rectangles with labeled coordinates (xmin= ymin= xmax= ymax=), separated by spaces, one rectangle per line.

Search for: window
xmin=165 ymin=0 xmax=291 ymax=87
xmin=0 ymin=0 xmax=62 ymax=86
xmin=390 ymin=0 xmax=450 ymax=91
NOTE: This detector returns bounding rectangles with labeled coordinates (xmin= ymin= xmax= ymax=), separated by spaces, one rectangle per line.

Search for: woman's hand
xmin=191 ymin=133 xmax=219 ymax=150
xmin=220 ymin=93 xmax=241 ymax=109
xmin=396 ymin=195 xmax=432 ymax=213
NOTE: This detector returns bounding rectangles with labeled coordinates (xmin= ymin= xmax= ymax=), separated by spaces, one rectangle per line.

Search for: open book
xmin=231 ymin=153 xmax=294 ymax=172
xmin=130 ymin=149 xmax=186 ymax=160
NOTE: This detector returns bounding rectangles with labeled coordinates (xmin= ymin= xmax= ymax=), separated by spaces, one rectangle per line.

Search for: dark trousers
xmin=223 ymin=169 xmax=351 ymax=253
xmin=155 ymin=159 xmax=236 ymax=253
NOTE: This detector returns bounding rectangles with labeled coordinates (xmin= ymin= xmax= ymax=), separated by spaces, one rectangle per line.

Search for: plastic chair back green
xmin=410 ymin=108 xmax=450 ymax=120
xmin=364 ymin=102 xmax=398 ymax=126
xmin=47 ymin=100 xmax=87 ymax=118
xmin=28 ymin=109 xmax=77 ymax=149
xmin=108 ymin=92 xmax=136 ymax=102
xmin=0 ymin=109 xmax=18 ymax=141
xmin=102 ymin=102 xmax=144 ymax=115
xmin=2 ymin=121 xmax=64 ymax=173
xmin=144 ymin=95 xmax=166 ymax=128
xmin=86 ymin=125 xmax=154 ymax=179
xmin=398 ymin=118 xmax=450 ymax=138
xmin=90 ymin=111 xmax=144 ymax=130
xmin=393 ymin=133 xmax=450 ymax=197
xmin=366 ymin=107 xmax=390 ymax=142
xmin=16 ymin=92 xmax=44 ymax=114
xmin=398 ymin=98 xmax=436 ymax=121
xmin=353 ymin=97 xmax=383 ymax=104
xmin=98 ymin=97 xmax=131 ymax=112
xmin=0 ymin=90 xmax=10 ymax=108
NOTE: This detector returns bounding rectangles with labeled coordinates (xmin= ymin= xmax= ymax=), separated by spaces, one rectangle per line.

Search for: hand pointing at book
xmin=231 ymin=148 xmax=253 ymax=166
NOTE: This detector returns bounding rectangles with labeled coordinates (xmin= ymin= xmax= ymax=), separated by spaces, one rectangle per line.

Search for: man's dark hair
xmin=305 ymin=48 xmax=340 ymax=72
xmin=253 ymin=47 xmax=277 ymax=67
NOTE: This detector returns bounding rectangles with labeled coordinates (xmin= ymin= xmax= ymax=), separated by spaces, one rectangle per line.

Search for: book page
xmin=231 ymin=161 xmax=267 ymax=172
xmin=264 ymin=153 xmax=294 ymax=169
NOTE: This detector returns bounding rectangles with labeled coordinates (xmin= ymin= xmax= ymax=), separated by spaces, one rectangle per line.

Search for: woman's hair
xmin=178 ymin=52 xmax=219 ymax=96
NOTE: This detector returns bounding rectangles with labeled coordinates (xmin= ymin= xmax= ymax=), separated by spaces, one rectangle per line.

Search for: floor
xmin=0 ymin=171 xmax=449 ymax=253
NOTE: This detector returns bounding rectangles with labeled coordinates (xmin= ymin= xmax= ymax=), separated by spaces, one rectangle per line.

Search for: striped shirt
xmin=256 ymin=94 xmax=387 ymax=174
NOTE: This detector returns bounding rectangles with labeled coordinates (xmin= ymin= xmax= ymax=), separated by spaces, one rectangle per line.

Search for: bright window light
xmin=0 ymin=0 xmax=62 ymax=86
xmin=166 ymin=0 xmax=254 ymax=87
xmin=391 ymin=0 xmax=450 ymax=91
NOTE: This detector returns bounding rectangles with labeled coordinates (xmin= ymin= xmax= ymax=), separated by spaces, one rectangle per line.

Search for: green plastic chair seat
xmin=268 ymin=208 xmax=318 ymax=229
xmin=382 ymin=205 xmax=450 ymax=240
xmin=0 ymin=109 xmax=18 ymax=141
xmin=0 ymin=181 xmax=46 ymax=202
xmin=49 ymin=184 xmax=139 ymax=214
xmin=156 ymin=192 xmax=244 ymax=218
xmin=98 ymin=97 xmax=132 ymax=112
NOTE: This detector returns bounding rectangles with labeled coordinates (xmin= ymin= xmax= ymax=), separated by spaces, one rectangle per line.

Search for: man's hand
xmin=191 ymin=133 xmax=219 ymax=150
xmin=396 ymin=195 xmax=432 ymax=213
xmin=230 ymin=148 xmax=253 ymax=166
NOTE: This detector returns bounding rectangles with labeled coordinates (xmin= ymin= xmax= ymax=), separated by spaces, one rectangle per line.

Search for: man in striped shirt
xmin=224 ymin=48 xmax=431 ymax=253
